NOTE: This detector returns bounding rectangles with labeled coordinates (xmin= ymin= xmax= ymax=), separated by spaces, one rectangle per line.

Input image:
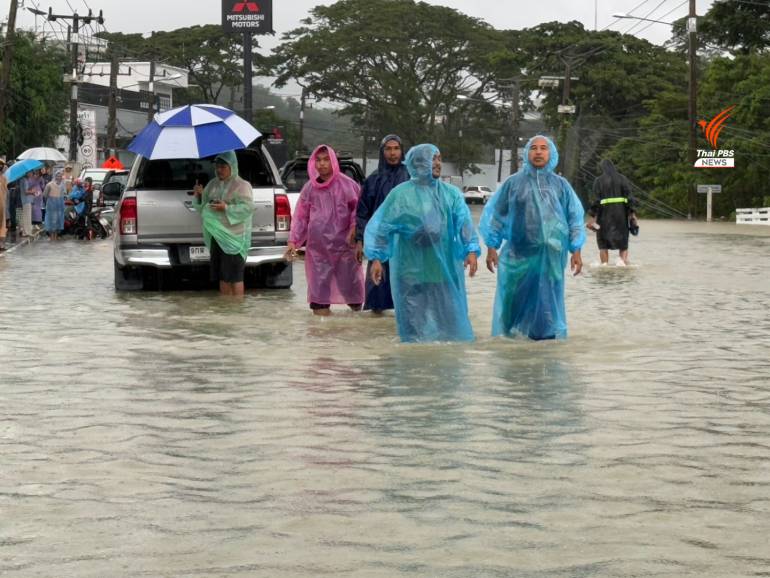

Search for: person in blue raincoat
xmin=480 ymin=135 xmax=585 ymax=340
xmin=364 ymin=143 xmax=480 ymax=343
xmin=353 ymin=134 xmax=410 ymax=314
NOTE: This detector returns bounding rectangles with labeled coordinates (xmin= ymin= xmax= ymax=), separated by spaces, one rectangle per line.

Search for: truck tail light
xmin=275 ymin=193 xmax=291 ymax=232
xmin=120 ymin=197 xmax=137 ymax=235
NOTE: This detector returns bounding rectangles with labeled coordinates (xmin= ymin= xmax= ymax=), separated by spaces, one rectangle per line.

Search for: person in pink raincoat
xmin=284 ymin=145 xmax=365 ymax=316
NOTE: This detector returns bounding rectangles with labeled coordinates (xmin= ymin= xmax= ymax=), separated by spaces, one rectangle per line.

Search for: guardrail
xmin=736 ymin=207 xmax=770 ymax=225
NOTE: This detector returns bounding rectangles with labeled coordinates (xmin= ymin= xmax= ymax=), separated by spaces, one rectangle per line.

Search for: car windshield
xmin=136 ymin=151 xmax=276 ymax=190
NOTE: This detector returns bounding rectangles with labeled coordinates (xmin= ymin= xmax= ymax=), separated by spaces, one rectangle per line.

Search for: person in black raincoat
xmin=587 ymin=159 xmax=638 ymax=265
xmin=353 ymin=134 xmax=410 ymax=313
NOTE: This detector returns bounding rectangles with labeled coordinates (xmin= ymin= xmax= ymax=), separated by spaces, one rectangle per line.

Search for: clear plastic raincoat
xmin=480 ymin=135 xmax=585 ymax=340
xmin=192 ymin=151 xmax=254 ymax=260
xmin=364 ymin=144 xmax=480 ymax=343
xmin=289 ymin=145 xmax=365 ymax=306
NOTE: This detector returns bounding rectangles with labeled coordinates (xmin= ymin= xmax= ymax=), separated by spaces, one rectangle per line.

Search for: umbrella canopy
xmin=127 ymin=104 xmax=261 ymax=160
xmin=5 ymin=159 xmax=44 ymax=184
xmin=17 ymin=147 xmax=68 ymax=162
xmin=101 ymin=156 xmax=125 ymax=169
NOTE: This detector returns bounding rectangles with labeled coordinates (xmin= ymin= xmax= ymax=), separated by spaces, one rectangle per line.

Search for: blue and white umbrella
xmin=5 ymin=159 xmax=44 ymax=184
xmin=127 ymin=104 xmax=261 ymax=160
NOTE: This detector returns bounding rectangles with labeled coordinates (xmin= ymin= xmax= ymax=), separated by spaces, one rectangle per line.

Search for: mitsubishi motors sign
xmin=222 ymin=0 xmax=273 ymax=34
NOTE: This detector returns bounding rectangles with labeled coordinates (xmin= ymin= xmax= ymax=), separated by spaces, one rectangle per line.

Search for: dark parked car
xmin=98 ymin=169 xmax=129 ymax=207
xmin=280 ymin=154 xmax=365 ymax=214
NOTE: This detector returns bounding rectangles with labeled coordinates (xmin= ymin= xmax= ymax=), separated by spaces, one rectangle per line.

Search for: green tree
xmin=100 ymin=26 xmax=262 ymax=105
xmin=504 ymin=21 xmax=687 ymax=198
xmin=270 ymin=0 xmax=511 ymax=164
xmin=671 ymin=0 xmax=770 ymax=55
xmin=0 ymin=31 xmax=69 ymax=156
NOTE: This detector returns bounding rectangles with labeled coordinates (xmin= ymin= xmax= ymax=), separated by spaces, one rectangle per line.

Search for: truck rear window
xmin=137 ymin=150 xmax=276 ymax=190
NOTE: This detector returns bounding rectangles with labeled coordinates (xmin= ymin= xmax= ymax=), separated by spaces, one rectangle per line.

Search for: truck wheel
xmin=114 ymin=260 xmax=144 ymax=291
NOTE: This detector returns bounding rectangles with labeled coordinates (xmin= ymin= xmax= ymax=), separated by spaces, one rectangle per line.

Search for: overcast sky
xmin=5 ymin=0 xmax=714 ymax=97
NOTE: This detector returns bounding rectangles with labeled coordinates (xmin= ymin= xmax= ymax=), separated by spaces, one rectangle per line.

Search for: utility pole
xmin=146 ymin=59 xmax=156 ymax=123
xmin=69 ymin=14 xmax=81 ymax=162
xmin=687 ymin=0 xmax=698 ymax=219
xmin=497 ymin=78 xmax=522 ymax=175
xmin=107 ymin=53 xmax=119 ymax=150
xmin=298 ymin=88 xmax=307 ymax=155
xmin=0 ymin=0 xmax=19 ymax=133
xmin=107 ymin=56 xmax=131 ymax=151
xmin=242 ymin=32 xmax=253 ymax=124
xmin=35 ymin=8 xmax=104 ymax=162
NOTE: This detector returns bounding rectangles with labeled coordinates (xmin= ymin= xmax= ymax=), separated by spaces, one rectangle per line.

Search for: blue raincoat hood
xmin=405 ymin=144 xmax=440 ymax=185
xmin=522 ymin=135 xmax=559 ymax=174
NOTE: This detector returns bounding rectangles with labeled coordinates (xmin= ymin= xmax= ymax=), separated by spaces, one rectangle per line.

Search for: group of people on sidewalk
xmin=192 ymin=133 xmax=637 ymax=344
xmin=0 ymin=162 xmax=95 ymax=250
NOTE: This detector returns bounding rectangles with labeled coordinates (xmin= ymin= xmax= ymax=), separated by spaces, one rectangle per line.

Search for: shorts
xmin=209 ymin=239 xmax=246 ymax=284
xmin=596 ymin=236 xmax=628 ymax=251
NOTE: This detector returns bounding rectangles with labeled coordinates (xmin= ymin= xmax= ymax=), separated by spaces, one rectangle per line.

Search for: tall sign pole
xmin=243 ymin=32 xmax=253 ymax=124
xmin=687 ymin=0 xmax=698 ymax=219
xmin=222 ymin=0 xmax=274 ymax=127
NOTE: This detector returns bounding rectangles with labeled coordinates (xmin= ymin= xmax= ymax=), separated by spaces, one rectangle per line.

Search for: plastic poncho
xmin=44 ymin=172 xmax=65 ymax=232
xmin=364 ymin=143 xmax=480 ymax=343
xmin=589 ymin=159 xmax=637 ymax=250
xmin=192 ymin=150 xmax=255 ymax=260
xmin=356 ymin=134 xmax=410 ymax=311
xmin=68 ymin=183 xmax=88 ymax=216
xmin=480 ymin=135 xmax=585 ymax=340
xmin=289 ymin=145 xmax=365 ymax=306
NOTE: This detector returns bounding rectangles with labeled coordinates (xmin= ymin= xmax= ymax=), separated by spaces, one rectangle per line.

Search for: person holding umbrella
xmin=192 ymin=151 xmax=255 ymax=297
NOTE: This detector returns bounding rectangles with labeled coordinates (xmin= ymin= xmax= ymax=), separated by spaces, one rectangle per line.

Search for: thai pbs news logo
xmin=694 ymin=105 xmax=735 ymax=168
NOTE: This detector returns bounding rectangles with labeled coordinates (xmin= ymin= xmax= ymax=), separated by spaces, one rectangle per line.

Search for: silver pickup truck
xmin=113 ymin=146 xmax=293 ymax=291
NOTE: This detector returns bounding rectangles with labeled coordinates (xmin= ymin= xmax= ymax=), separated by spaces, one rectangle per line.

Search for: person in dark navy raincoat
xmin=354 ymin=134 xmax=410 ymax=313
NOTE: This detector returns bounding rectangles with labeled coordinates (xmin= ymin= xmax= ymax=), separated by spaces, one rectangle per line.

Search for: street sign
xmin=222 ymin=0 xmax=274 ymax=34
xmin=557 ymin=105 xmax=576 ymax=114
xmin=697 ymin=184 xmax=722 ymax=193
xmin=538 ymin=78 xmax=560 ymax=88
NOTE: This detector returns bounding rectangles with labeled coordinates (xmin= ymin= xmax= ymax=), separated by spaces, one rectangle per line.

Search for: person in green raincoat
xmin=192 ymin=151 xmax=255 ymax=296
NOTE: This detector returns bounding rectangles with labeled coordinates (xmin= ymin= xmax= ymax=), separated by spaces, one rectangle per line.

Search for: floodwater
xmin=1 ymin=215 xmax=769 ymax=577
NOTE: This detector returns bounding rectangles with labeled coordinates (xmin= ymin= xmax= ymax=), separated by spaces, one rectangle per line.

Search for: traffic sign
xmin=697 ymin=184 xmax=722 ymax=193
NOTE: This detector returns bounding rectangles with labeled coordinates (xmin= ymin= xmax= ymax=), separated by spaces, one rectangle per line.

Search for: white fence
xmin=736 ymin=207 xmax=770 ymax=226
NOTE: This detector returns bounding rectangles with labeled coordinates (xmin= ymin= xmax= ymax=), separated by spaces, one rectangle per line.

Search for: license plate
xmin=189 ymin=246 xmax=210 ymax=261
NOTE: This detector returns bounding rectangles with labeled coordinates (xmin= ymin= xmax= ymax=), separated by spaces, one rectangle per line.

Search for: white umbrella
xmin=17 ymin=147 xmax=68 ymax=162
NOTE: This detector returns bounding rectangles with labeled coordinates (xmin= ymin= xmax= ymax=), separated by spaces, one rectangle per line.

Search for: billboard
xmin=222 ymin=0 xmax=273 ymax=34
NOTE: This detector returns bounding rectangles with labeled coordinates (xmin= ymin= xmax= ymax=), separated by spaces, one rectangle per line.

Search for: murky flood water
xmin=1 ymin=214 xmax=769 ymax=577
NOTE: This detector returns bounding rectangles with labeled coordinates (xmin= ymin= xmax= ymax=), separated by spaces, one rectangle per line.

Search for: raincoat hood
xmin=308 ymin=144 xmax=341 ymax=190
xmin=214 ymin=150 xmax=239 ymax=180
xmin=53 ymin=170 xmax=63 ymax=182
xmin=522 ymin=135 xmax=559 ymax=174
xmin=405 ymin=143 xmax=440 ymax=185
xmin=378 ymin=134 xmax=405 ymax=173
